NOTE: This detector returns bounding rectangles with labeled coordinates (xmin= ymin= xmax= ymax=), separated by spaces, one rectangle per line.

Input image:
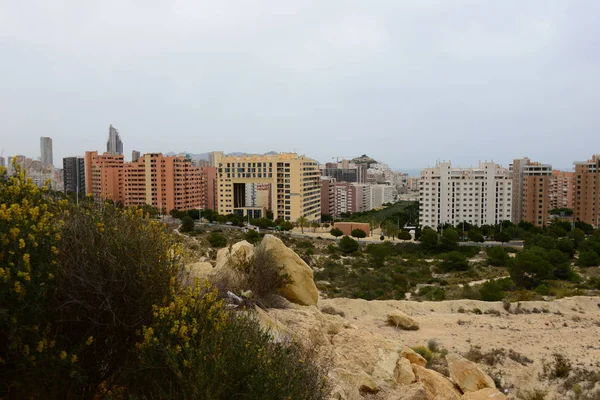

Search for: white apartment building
xmin=371 ymin=184 xmax=395 ymax=209
xmin=419 ymin=162 xmax=512 ymax=229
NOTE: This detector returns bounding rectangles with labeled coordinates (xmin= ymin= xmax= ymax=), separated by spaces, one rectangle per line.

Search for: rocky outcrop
xmin=214 ymin=240 xmax=254 ymax=271
xmin=400 ymin=346 xmax=427 ymax=367
xmin=461 ymin=388 xmax=507 ymax=400
xmin=394 ymin=357 xmax=416 ymax=385
xmin=446 ymin=353 xmax=496 ymax=393
xmin=412 ymin=364 xmax=463 ymax=400
xmin=332 ymin=369 xmax=379 ymax=394
xmin=261 ymin=234 xmax=318 ymax=306
xmin=387 ymin=310 xmax=419 ymax=330
xmin=183 ymin=261 xmax=214 ymax=285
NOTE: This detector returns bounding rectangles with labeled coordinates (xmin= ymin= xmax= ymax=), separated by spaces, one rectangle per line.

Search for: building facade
xmin=214 ymin=152 xmax=321 ymax=221
xmin=40 ymin=137 xmax=53 ymax=167
xmin=106 ymin=125 xmax=123 ymax=155
xmin=85 ymin=151 xmax=125 ymax=203
xmin=550 ymin=170 xmax=574 ymax=210
xmin=510 ymin=158 xmax=552 ymax=227
xmin=419 ymin=162 xmax=512 ymax=229
xmin=132 ymin=150 xmax=141 ymax=162
xmin=370 ymin=184 xmax=395 ymax=209
xmin=63 ymin=157 xmax=86 ymax=196
xmin=573 ymin=154 xmax=600 ymax=227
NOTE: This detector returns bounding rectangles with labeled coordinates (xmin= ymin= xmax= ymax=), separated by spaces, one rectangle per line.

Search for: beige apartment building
xmin=574 ymin=154 xmax=600 ymax=227
xmin=511 ymin=158 xmax=552 ymax=227
xmin=85 ymin=151 xmax=207 ymax=211
xmin=550 ymin=170 xmax=574 ymax=210
xmin=213 ymin=152 xmax=321 ymax=221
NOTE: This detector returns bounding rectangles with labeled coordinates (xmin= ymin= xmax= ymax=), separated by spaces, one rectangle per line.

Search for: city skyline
xmin=2 ymin=1 xmax=599 ymax=170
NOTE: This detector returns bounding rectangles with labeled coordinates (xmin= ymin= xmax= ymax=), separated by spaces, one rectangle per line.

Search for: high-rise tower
xmin=106 ymin=125 xmax=123 ymax=155
xmin=40 ymin=137 xmax=53 ymax=166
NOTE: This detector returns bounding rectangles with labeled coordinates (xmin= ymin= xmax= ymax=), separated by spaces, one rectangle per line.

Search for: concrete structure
xmin=511 ymin=158 xmax=552 ymax=227
xmin=202 ymin=166 xmax=218 ymax=210
xmin=333 ymin=222 xmax=370 ymax=237
xmin=370 ymin=184 xmax=395 ymax=209
xmin=0 ymin=156 xmax=5 ymax=167
xmin=85 ymin=151 xmax=125 ymax=203
xmin=106 ymin=125 xmax=123 ymax=155
xmin=550 ymin=170 xmax=574 ymax=210
xmin=132 ymin=150 xmax=141 ymax=162
xmin=209 ymin=151 xmax=223 ymax=167
xmin=320 ymin=179 xmax=373 ymax=217
xmin=123 ymin=153 xmax=204 ymax=212
xmin=63 ymin=157 xmax=85 ymax=196
xmin=86 ymin=151 xmax=208 ymax=211
xmin=40 ymin=137 xmax=53 ymax=167
xmin=573 ymin=154 xmax=600 ymax=227
xmin=419 ymin=161 xmax=512 ymax=229
xmin=214 ymin=152 xmax=321 ymax=221
xmin=320 ymin=160 xmax=367 ymax=184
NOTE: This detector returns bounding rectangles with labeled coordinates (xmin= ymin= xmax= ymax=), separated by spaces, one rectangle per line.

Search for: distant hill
xmin=351 ymin=154 xmax=378 ymax=167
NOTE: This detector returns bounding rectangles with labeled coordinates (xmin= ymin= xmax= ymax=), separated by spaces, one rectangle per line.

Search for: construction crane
xmin=331 ymin=156 xmax=351 ymax=163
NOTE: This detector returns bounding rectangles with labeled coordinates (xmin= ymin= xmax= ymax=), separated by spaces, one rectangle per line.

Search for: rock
xmin=412 ymin=364 xmax=462 ymax=400
xmin=401 ymin=346 xmax=427 ymax=367
xmin=462 ymin=388 xmax=507 ymax=400
xmin=333 ymin=368 xmax=379 ymax=394
xmin=183 ymin=261 xmax=214 ymax=286
xmin=446 ymin=353 xmax=496 ymax=393
xmin=395 ymin=357 xmax=416 ymax=385
xmin=261 ymin=234 xmax=318 ymax=306
xmin=387 ymin=310 xmax=419 ymax=330
xmin=252 ymin=306 xmax=290 ymax=343
xmin=214 ymin=240 xmax=254 ymax=271
xmin=392 ymin=383 xmax=429 ymax=400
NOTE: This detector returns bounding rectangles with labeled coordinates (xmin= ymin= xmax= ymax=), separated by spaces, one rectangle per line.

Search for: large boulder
xmin=394 ymin=357 xmax=416 ymax=385
xmin=462 ymin=388 xmax=507 ymax=400
xmin=412 ymin=364 xmax=462 ymax=400
xmin=214 ymin=240 xmax=254 ymax=272
xmin=392 ymin=383 xmax=429 ymax=400
xmin=252 ymin=306 xmax=290 ymax=343
xmin=446 ymin=353 xmax=496 ymax=393
xmin=183 ymin=261 xmax=214 ymax=286
xmin=400 ymin=346 xmax=427 ymax=367
xmin=387 ymin=310 xmax=419 ymax=330
xmin=261 ymin=234 xmax=318 ymax=306
xmin=332 ymin=368 xmax=379 ymax=394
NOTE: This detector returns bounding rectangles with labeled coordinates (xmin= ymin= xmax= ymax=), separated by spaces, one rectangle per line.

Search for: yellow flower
xmin=37 ymin=340 xmax=45 ymax=353
xmin=85 ymin=336 xmax=94 ymax=346
xmin=60 ymin=351 xmax=67 ymax=360
xmin=71 ymin=354 xmax=78 ymax=363
xmin=19 ymin=239 xmax=25 ymax=248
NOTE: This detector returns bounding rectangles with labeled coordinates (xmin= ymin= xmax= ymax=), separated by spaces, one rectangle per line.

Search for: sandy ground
xmin=320 ymin=296 xmax=600 ymax=399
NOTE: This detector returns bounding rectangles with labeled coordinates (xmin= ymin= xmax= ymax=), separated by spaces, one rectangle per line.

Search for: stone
xmin=401 ymin=346 xmax=427 ymax=367
xmin=333 ymin=368 xmax=379 ymax=394
xmin=214 ymin=240 xmax=254 ymax=271
xmin=395 ymin=357 xmax=416 ymax=385
xmin=446 ymin=353 xmax=496 ymax=393
xmin=183 ymin=261 xmax=214 ymax=286
xmin=387 ymin=310 xmax=419 ymax=330
xmin=462 ymin=388 xmax=507 ymax=400
xmin=391 ymin=383 xmax=429 ymax=400
xmin=412 ymin=364 xmax=462 ymax=400
xmin=261 ymin=234 xmax=319 ymax=306
xmin=252 ymin=306 xmax=290 ymax=343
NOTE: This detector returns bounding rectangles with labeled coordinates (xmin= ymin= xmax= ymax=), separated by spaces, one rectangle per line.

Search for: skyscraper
xmin=63 ymin=157 xmax=86 ymax=196
xmin=573 ymin=154 xmax=600 ymax=227
xmin=132 ymin=150 xmax=140 ymax=162
xmin=106 ymin=125 xmax=123 ymax=155
xmin=40 ymin=137 xmax=53 ymax=166
xmin=510 ymin=158 xmax=552 ymax=227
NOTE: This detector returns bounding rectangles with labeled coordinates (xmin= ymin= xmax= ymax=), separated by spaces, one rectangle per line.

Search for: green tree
xmin=208 ymin=232 xmax=228 ymax=248
xmin=338 ymin=236 xmax=359 ymax=254
xmin=351 ymin=228 xmax=367 ymax=240
xmin=420 ymin=228 xmax=438 ymax=252
xmin=398 ymin=230 xmax=412 ymax=240
xmin=468 ymin=230 xmax=485 ymax=243
xmin=280 ymin=221 xmax=294 ymax=231
xmin=556 ymin=238 xmax=575 ymax=257
xmin=494 ymin=231 xmax=511 ymax=243
xmin=439 ymin=228 xmax=459 ymax=251
xmin=439 ymin=251 xmax=470 ymax=272
xmin=330 ymin=227 xmax=343 ymax=237
xmin=508 ymin=248 xmax=553 ymax=289
xmin=486 ymin=246 xmax=509 ymax=266
xmin=524 ymin=234 xmax=557 ymax=250
xmin=578 ymin=250 xmax=599 ymax=267
xmin=244 ymin=228 xmax=260 ymax=244
xmin=295 ymin=216 xmax=309 ymax=234
xmin=311 ymin=221 xmax=320 ymax=233
xmin=180 ymin=215 xmax=195 ymax=232
xmin=479 ymin=280 xmax=505 ymax=301
xmin=567 ymin=228 xmax=586 ymax=247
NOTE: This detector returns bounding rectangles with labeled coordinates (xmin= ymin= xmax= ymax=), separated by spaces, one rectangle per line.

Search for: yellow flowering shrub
xmin=126 ymin=281 xmax=328 ymax=400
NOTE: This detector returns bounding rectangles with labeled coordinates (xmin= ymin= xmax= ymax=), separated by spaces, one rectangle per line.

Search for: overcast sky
xmin=1 ymin=0 xmax=599 ymax=170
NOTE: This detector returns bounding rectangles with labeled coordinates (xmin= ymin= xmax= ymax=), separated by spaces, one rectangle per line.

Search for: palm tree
xmin=311 ymin=221 xmax=320 ymax=233
xmin=296 ymin=216 xmax=308 ymax=234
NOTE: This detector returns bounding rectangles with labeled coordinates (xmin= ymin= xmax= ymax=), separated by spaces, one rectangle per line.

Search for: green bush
xmin=439 ymin=251 xmax=470 ymax=272
xmin=128 ymin=284 xmax=328 ymax=400
xmin=479 ymin=280 xmax=505 ymax=301
xmin=330 ymin=228 xmax=343 ymax=237
xmin=208 ymin=231 xmax=228 ymax=248
xmin=411 ymin=346 xmax=433 ymax=366
xmin=578 ymin=250 xmax=599 ymax=267
xmin=398 ymin=231 xmax=412 ymax=240
xmin=244 ymin=228 xmax=261 ymax=244
xmin=338 ymin=236 xmax=359 ymax=254
xmin=486 ymin=246 xmax=509 ymax=266
xmin=180 ymin=215 xmax=195 ymax=232
xmin=509 ymin=248 xmax=553 ymax=289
